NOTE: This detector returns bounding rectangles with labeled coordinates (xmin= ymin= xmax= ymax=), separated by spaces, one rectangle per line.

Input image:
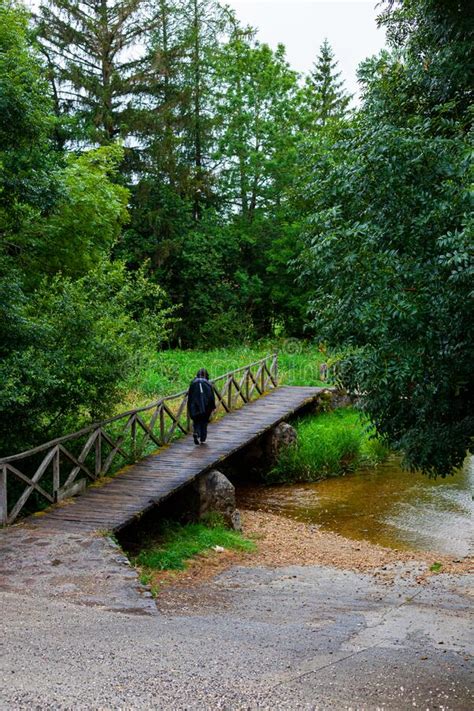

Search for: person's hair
xmin=196 ymin=368 xmax=210 ymax=380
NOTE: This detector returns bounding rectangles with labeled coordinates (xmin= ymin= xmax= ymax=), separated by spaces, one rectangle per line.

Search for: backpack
xmin=188 ymin=378 xmax=215 ymax=419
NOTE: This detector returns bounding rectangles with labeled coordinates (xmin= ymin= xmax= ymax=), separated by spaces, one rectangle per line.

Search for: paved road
xmin=1 ymin=561 xmax=472 ymax=710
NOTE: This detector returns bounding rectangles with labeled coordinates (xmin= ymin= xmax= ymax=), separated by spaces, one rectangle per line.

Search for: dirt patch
xmin=143 ymin=509 xmax=473 ymax=604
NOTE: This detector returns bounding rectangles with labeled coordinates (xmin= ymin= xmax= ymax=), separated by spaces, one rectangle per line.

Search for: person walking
xmin=187 ymin=368 xmax=216 ymax=445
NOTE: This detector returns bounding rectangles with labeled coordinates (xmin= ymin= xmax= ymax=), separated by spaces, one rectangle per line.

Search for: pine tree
xmin=142 ymin=0 xmax=186 ymax=184
xmin=117 ymin=0 xmax=234 ymax=330
xmin=304 ymin=39 xmax=351 ymax=125
xmin=178 ymin=0 xmax=228 ymax=220
xmin=34 ymin=0 xmax=154 ymax=145
xmin=138 ymin=0 xmax=228 ymax=220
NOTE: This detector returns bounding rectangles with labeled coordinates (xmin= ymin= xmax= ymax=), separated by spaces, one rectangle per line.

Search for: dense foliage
xmin=1 ymin=0 xmax=471 ymax=476
xmin=0 ymin=0 xmax=172 ymax=455
xmin=268 ymin=409 xmax=389 ymax=484
xmin=299 ymin=0 xmax=473 ymax=475
xmin=33 ymin=0 xmax=342 ymax=343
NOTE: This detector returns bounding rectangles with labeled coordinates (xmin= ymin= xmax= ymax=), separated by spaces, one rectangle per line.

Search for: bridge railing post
xmin=159 ymin=404 xmax=165 ymax=444
xmin=94 ymin=429 xmax=102 ymax=477
xmin=53 ymin=445 xmax=60 ymax=499
xmin=186 ymin=405 xmax=191 ymax=434
xmin=0 ymin=465 xmax=7 ymax=526
xmin=131 ymin=416 xmax=137 ymax=459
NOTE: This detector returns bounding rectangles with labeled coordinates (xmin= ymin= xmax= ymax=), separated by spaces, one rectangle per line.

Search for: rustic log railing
xmin=0 ymin=354 xmax=278 ymax=525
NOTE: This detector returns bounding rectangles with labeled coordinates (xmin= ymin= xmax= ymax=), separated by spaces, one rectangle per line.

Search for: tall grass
xmin=134 ymin=519 xmax=255 ymax=571
xmin=267 ymin=408 xmax=389 ymax=484
xmin=122 ymin=341 xmax=328 ymax=410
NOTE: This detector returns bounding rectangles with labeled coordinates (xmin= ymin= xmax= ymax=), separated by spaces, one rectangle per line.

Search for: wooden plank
xmin=101 ymin=416 xmax=134 ymax=475
xmin=52 ymin=446 xmax=60 ymax=495
xmin=62 ymin=430 xmax=99 ymax=488
xmin=57 ymin=478 xmax=87 ymax=502
xmin=211 ymin=382 xmax=231 ymax=413
xmin=135 ymin=413 xmax=162 ymax=450
xmin=247 ymin=363 xmax=265 ymax=399
xmin=95 ymin=430 xmax=102 ymax=477
xmin=163 ymin=396 xmax=189 ymax=442
xmin=6 ymin=461 xmax=55 ymax=523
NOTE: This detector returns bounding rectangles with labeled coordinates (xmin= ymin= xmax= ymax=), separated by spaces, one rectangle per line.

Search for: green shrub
xmin=0 ymin=261 xmax=173 ymax=457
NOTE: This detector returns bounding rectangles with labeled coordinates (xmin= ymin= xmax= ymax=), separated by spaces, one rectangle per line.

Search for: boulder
xmin=264 ymin=421 xmax=297 ymax=460
xmin=230 ymin=509 xmax=242 ymax=533
xmin=326 ymin=388 xmax=355 ymax=410
xmin=196 ymin=469 xmax=241 ymax=530
xmin=312 ymin=388 xmax=357 ymax=413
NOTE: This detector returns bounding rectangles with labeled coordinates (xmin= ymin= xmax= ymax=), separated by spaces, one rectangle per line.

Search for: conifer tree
xmin=178 ymin=0 xmax=229 ymax=219
xmin=304 ymin=39 xmax=351 ymax=125
xmin=35 ymin=0 xmax=154 ymax=145
xmin=122 ymin=0 xmax=229 ymax=272
xmin=134 ymin=0 xmax=228 ymax=220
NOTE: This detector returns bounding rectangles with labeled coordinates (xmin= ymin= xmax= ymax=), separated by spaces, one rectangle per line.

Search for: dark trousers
xmin=192 ymin=415 xmax=209 ymax=442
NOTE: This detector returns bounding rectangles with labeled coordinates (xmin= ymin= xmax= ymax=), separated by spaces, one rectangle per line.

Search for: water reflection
xmin=237 ymin=456 xmax=474 ymax=557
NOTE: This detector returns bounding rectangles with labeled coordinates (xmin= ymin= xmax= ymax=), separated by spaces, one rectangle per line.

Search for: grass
xmin=267 ymin=407 xmax=390 ymax=484
xmin=134 ymin=518 xmax=256 ymax=573
xmin=121 ymin=340 xmax=329 ymax=411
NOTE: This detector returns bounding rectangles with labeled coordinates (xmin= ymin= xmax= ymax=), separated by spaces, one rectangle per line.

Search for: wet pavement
xmin=1 ymin=493 xmax=473 ymax=709
xmin=1 ymin=548 xmax=473 ymax=709
xmin=0 ymin=523 xmax=155 ymax=615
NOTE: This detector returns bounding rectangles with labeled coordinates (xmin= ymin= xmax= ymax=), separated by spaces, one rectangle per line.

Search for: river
xmin=238 ymin=455 xmax=474 ymax=558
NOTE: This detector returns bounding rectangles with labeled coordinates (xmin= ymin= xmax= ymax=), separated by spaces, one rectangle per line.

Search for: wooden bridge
xmin=0 ymin=355 xmax=325 ymax=533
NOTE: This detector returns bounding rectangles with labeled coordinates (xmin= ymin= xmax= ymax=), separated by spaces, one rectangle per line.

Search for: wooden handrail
xmin=0 ymin=353 xmax=278 ymax=525
xmin=0 ymin=355 xmax=277 ymax=464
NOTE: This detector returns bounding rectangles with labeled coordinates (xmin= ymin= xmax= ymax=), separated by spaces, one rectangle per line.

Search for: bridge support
xmin=195 ymin=470 xmax=241 ymax=531
xmin=310 ymin=387 xmax=356 ymax=413
xmin=264 ymin=422 xmax=297 ymax=460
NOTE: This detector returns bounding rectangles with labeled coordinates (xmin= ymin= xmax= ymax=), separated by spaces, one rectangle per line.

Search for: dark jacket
xmin=187 ymin=377 xmax=216 ymax=420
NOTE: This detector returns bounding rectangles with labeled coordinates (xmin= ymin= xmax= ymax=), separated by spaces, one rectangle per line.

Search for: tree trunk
xmin=192 ymin=0 xmax=202 ymax=221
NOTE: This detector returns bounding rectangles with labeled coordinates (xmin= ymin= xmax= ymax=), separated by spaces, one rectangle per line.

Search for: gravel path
xmin=1 ymin=561 xmax=473 ymax=710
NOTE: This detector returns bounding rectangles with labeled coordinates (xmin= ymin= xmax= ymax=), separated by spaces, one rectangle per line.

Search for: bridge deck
xmin=26 ymin=386 xmax=323 ymax=535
